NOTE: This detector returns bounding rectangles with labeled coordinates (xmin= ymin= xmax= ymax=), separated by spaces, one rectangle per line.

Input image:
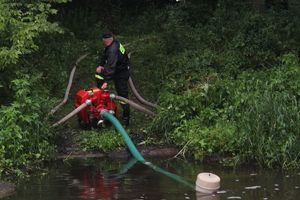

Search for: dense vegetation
xmin=1 ymin=0 xmax=300 ymax=177
xmin=146 ymin=2 xmax=300 ymax=169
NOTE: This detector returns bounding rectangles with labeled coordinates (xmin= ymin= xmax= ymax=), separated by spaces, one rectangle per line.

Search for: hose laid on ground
xmin=101 ymin=111 xmax=194 ymax=190
xmin=128 ymin=77 xmax=158 ymax=109
xmin=48 ymin=53 xmax=89 ymax=116
xmin=127 ymin=52 xmax=158 ymax=109
xmin=114 ymin=95 xmax=155 ymax=116
xmin=52 ymin=100 xmax=91 ymax=127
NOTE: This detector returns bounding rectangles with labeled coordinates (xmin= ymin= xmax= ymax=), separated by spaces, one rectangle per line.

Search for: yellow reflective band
xmin=95 ymin=74 xmax=104 ymax=80
xmin=119 ymin=43 xmax=126 ymax=55
xmin=118 ymin=100 xmax=127 ymax=105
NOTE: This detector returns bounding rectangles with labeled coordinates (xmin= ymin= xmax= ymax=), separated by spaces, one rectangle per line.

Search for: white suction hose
xmin=52 ymin=100 xmax=91 ymax=127
xmin=112 ymin=95 xmax=155 ymax=116
xmin=48 ymin=53 xmax=89 ymax=116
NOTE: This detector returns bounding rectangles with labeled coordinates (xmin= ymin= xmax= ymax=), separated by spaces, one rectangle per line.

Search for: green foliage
xmin=0 ymin=0 xmax=69 ymax=176
xmin=0 ymin=0 xmax=65 ymax=68
xmin=150 ymin=84 xmax=213 ymax=137
xmin=172 ymin=120 xmax=236 ymax=160
xmin=151 ymin=50 xmax=300 ymax=168
xmin=231 ymin=54 xmax=300 ymax=168
xmin=1 ymin=0 xmax=300 ymax=174
xmin=123 ymin=33 xmax=166 ymax=101
xmin=176 ymin=1 xmax=300 ymax=72
xmin=79 ymin=129 xmax=124 ymax=152
xmin=137 ymin=1 xmax=300 ymax=169
xmin=0 ymin=74 xmax=55 ymax=175
xmin=236 ymin=89 xmax=300 ymax=169
xmin=0 ymin=0 xmax=71 ymax=104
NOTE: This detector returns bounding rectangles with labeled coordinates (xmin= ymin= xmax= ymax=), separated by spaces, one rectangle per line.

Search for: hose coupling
xmin=85 ymin=99 xmax=92 ymax=106
xmin=100 ymin=109 xmax=108 ymax=116
xmin=110 ymin=94 xmax=116 ymax=99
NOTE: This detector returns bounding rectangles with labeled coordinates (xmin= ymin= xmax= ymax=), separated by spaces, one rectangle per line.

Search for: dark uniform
xmin=96 ymin=39 xmax=130 ymax=125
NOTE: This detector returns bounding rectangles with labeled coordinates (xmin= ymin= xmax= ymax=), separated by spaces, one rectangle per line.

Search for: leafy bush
xmin=0 ymin=1 xmax=65 ymax=67
xmin=149 ymin=48 xmax=300 ymax=166
xmin=0 ymin=74 xmax=55 ymax=175
xmin=172 ymin=120 xmax=236 ymax=160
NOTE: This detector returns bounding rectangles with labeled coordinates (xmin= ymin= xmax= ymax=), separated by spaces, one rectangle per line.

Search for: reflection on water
xmin=196 ymin=193 xmax=220 ymax=200
xmin=79 ymin=171 xmax=119 ymax=199
xmin=4 ymin=158 xmax=300 ymax=200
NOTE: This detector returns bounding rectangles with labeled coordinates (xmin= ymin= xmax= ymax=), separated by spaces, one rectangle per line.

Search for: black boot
xmin=122 ymin=116 xmax=129 ymax=127
xmin=121 ymin=102 xmax=130 ymax=127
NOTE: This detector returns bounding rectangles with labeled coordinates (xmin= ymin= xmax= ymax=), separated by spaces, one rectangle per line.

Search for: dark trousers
xmin=114 ymin=77 xmax=130 ymax=120
xmin=95 ymin=72 xmax=130 ymax=120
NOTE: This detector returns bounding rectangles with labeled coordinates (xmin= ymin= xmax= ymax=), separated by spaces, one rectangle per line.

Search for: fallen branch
xmin=170 ymin=141 xmax=191 ymax=160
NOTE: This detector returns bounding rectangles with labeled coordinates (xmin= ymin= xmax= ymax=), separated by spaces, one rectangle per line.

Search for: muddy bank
xmin=0 ymin=181 xmax=15 ymax=199
xmin=57 ymin=146 xmax=179 ymax=160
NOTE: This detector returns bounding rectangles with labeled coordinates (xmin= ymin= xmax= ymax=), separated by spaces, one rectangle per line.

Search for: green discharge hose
xmin=111 ymin=158 xmax=138 ymax=178
xmin=144 ymin=161 xmax=195 ymax=189
xmin=117 ymin=158 xmax=138 ymax=175
xmin=101 ymin=111 xmax=145 ymax=162
xmin=101 ymin=111 xmax=195 ymax=190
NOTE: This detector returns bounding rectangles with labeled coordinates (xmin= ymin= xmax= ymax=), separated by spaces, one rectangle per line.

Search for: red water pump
xmin=75 ymin=87 xmax=118 ymax=127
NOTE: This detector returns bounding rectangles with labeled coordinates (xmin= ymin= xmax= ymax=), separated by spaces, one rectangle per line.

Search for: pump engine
xmin=75 ymin=87 xmax=118 ymax=127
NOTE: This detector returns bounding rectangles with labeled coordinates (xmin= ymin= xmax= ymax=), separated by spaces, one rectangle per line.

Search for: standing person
xmin=95 ymin=32 xmax=130 ymax=126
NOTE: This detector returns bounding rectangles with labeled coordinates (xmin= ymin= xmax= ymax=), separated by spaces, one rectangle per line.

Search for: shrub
xmin=172 ymin=119 xmax=236 ymax=160
xmin=0 ymin=74 xmax=55 ymax=175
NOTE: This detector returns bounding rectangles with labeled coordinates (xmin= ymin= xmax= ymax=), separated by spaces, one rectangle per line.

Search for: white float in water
xmin=195 ymin=173 xmax=221 ymax=194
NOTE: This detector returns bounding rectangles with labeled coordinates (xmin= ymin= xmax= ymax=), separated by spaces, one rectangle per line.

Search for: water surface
xmin=4 ymin=158 xmax=300 ymax=200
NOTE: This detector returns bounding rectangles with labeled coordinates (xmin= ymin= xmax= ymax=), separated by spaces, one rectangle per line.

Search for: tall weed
xmin=236 ymin=90 xmax=300 ymax=168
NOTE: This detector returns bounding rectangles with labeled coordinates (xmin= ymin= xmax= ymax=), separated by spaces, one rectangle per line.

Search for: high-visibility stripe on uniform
xmin=119 ymin=43 xmax=126 ymax=55
xmin=118 ymin=100 xmax=127 ymax=105
xmin=95 ymin=74 xmax=104 ymax=80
